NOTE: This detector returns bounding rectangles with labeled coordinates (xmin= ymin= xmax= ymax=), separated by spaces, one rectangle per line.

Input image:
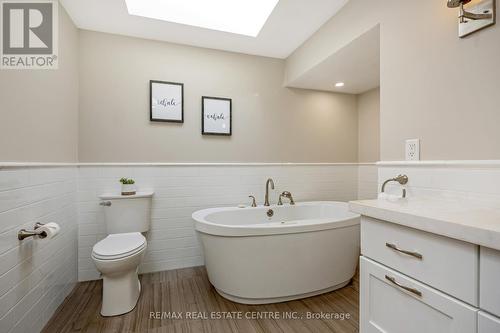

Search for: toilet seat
xmin=92 ymin=232 xmax=146 ymax=260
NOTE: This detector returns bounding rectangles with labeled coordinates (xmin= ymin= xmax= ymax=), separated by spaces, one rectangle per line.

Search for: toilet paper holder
xmin=18 ymin=222 xmax=48 ymax=241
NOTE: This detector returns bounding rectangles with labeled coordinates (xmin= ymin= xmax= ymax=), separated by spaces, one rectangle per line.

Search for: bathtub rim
xmin=192 ymin=201 xmax=360 ymax=237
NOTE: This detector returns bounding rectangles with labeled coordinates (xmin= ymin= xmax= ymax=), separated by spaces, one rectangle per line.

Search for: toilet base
xmin=100 ymin=269 xmax=142 ymax=317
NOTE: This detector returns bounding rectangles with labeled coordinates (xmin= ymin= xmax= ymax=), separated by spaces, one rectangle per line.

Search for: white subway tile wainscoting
xmin=0 ymin=167 xmax=78 ymax=333
xmin=4 ymin=161 xmax=500 ymax=332
xmin=358 ymin=164 xmax=378 ymax=200
xmin=77 ymin=164 xmax=373 ymax=281
xmin=0 ymin=162 xmax=378 ymax=333
xmin=378 ymin=161 xmax=500 ymax=206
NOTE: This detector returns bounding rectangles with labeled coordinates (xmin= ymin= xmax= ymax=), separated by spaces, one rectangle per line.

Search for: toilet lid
xmin=92 ymin=232 xmax=146 ymax=260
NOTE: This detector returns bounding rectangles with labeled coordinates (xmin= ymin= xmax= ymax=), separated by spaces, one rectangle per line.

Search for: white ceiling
xmin=286 ymin=25 xmax=380 ymax=94
xmin=60 ymin=0 xmax=349 ymax=59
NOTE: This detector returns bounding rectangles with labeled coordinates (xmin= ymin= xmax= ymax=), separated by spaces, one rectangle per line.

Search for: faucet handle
xmin=280 ymin=191 xmax=295 ymax=205
xmin=248 ymin=195 xmax=257 ymax=207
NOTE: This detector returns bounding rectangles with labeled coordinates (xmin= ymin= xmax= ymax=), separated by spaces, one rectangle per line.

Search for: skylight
xmin=124 ymin=0 xmax=279 ymax=37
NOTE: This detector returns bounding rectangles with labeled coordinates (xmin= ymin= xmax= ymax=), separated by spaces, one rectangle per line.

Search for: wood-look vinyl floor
xmin=42 ymin=266 xmax=359 ymax=333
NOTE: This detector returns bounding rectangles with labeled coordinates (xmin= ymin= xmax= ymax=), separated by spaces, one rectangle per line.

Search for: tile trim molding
xmin=5 ymin=160 xmax=500 ymax=168
xmin=378 ymin=160 xmax=500 ymax=168
xmin=0 ymin=162 xmax=376 ymax=168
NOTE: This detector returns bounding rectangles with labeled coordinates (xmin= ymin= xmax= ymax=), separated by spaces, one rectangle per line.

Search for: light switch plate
xmin=405 ymin=139 xmax=420 ymax=161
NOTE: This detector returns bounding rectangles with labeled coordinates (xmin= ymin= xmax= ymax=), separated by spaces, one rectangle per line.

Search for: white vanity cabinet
xmin=351 ymin=197 xmax=500 ymax=333
xmin=359 ymin=216 xmax=500 ymax=333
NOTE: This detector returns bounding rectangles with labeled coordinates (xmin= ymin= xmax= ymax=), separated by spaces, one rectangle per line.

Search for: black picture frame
xmin=150 ymin=80 xmax=184 ymax=123
xmin=201 ymin=96 xmax=232 ymax=136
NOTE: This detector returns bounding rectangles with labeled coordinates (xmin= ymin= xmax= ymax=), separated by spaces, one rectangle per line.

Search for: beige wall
xmin=0 ymin=5 xmax=79 ymax=162
xmin=78 ymin=31 xmax=359 ymax=163
xmin=287 ymin=0 xmax=500 ymax=161
xmin=358 ymin=88 xmax=380 ymax=163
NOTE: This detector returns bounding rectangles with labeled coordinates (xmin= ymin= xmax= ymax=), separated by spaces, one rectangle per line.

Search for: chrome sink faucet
xmin=264 ymin=178 xmax=275 ymax=206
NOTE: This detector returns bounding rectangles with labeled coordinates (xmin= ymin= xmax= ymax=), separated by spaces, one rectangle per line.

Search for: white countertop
xmin=349 ymin=197 xmax=500 ymax=251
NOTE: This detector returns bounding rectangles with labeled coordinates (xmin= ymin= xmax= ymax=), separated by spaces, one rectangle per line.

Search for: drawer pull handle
xmin=386 ymin=243 xmax=423 ymax=259
xmin=385 ymin=275 xmax=422 ymax=297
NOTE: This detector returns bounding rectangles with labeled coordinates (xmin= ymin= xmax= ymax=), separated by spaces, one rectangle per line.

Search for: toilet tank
xmin=99 ymin=192 xmax=154 ymax=234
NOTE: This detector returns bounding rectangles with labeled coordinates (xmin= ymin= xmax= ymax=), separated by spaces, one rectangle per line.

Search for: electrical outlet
xmin=405 ymin=139 xmax=420 ymax=161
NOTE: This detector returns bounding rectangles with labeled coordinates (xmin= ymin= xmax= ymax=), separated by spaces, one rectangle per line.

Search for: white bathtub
xmin=192 ymin=201 xmax=360 ymax=304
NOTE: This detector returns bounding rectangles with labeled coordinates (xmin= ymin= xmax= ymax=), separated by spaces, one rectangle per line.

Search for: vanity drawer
xmin=361 ymin=216 xmax=478 ymax=305
xmin=360 ymin=256 xmax=477 ymax=333
xmin=480 ymin=247 xmax=500 ymax=317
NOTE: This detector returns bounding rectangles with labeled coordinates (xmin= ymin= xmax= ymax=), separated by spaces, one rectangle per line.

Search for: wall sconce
xmin=447 ymin=0 xmax=496 ymax=37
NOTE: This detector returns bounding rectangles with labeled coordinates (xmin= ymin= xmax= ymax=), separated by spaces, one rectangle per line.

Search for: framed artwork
xmin=150 ymin=80 xmax=183 ymax=123
xmin=202 ymin=96 xmax=232 ymax=136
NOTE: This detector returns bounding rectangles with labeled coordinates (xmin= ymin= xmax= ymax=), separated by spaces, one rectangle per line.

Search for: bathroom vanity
xmin=349 ymin=198 xmax=500 ymax=333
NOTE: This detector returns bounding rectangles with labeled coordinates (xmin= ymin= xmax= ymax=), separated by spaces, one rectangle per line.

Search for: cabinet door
xmin=478 ymin=311 xmax=500 ymax=333
xmin=360 ymin=256 xmax=477 ymax=333
xmin=480 ymin=247 xmax=500 ymax=317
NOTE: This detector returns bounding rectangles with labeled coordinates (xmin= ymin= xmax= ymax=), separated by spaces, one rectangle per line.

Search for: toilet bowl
xmin=92 ymin=232 xmax=147 ymax=316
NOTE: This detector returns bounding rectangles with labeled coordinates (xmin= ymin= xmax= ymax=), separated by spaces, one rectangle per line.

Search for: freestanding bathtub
xmin=192 ymin=201 xmax=360 ymax=304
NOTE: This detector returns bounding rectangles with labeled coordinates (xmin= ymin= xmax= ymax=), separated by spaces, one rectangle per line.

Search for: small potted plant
xmin=119 ymin=177 xmax=136 ymax=196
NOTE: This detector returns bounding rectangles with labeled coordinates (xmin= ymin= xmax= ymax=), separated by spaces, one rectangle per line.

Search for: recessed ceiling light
xmin=335 ymin=82 xmax=345 ymax=87
xmin=125 ymin=0 xmax=279 ymax=37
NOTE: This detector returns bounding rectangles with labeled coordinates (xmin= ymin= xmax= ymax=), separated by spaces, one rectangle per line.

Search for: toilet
xmin=92 ymin=191 xmax=153 ymax=316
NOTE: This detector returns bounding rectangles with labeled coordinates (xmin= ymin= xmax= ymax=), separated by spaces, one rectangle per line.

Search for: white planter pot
xmin=121 ymin=184 xmax=136 ymax=196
